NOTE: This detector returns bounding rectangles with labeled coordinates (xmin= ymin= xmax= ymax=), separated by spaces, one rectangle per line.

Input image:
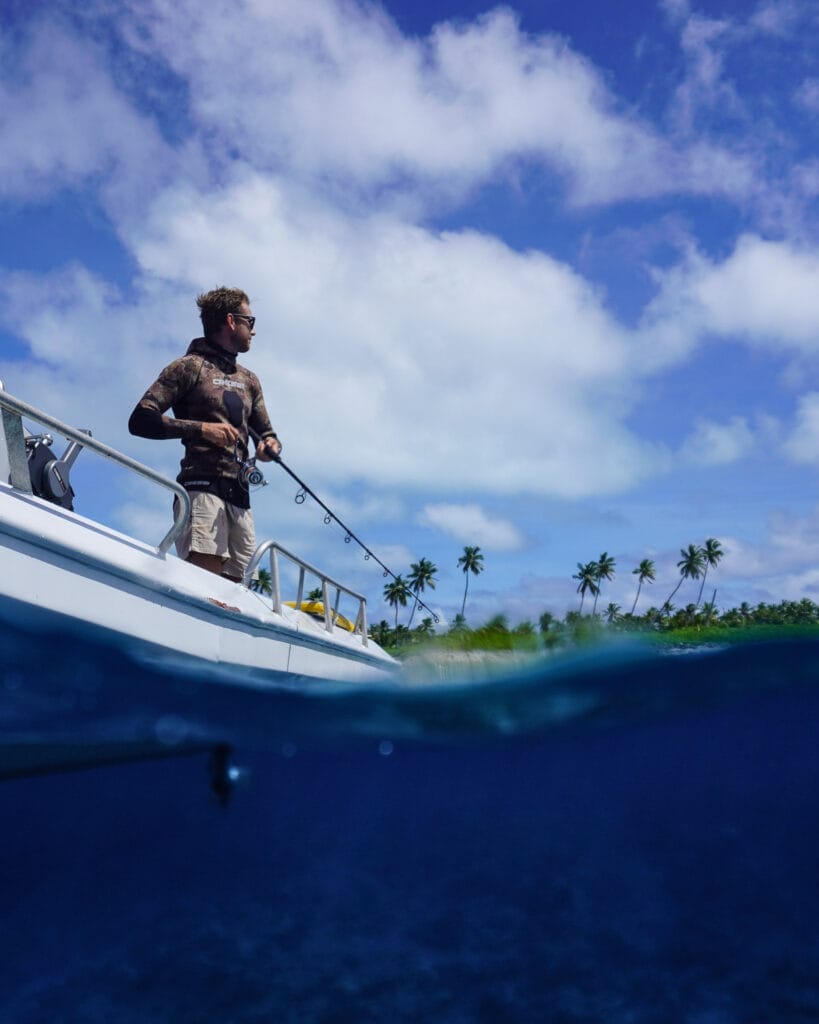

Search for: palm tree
xmin=249 ymin=567 xmax=272 ymax=595
xmin=593 ymin=552 xmax=616 ymax=615
xmin=696 ymin=538 xmax=724 ymax=606
xmin=369 ymin=619 xmax=392 ymax=647
xmin=407 ymin=557 xmax=438 ymax=627
xmin=630 ymin=559 xmax=656 ymax=615
xmin=644 ymin=606 xmax=662 ymax=625
xmin=605 ymin=602 xmax=621 ymax=624
xmin=539 ymin=610 xmax=561 ymax=649
xmin=458 ymin=546 xmax=484 ymax=619
xmin=700 ymin=598 xmax=718 ymax=626
xmin=573 ymin=561 xmax=599 ymax=613
xmin=538 ymin=611 xmax=555 ymax=635
xmin=682 ymin=602 xmax=698 ymax=625
xmin=383 ymin=575 xmax=410 ymax=629
xmin=664 ymin=544 xmax=706 ymax=614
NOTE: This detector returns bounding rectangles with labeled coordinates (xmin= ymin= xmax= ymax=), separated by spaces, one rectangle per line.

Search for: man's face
xmin=226 ymin=302 xmax=255 ymax=354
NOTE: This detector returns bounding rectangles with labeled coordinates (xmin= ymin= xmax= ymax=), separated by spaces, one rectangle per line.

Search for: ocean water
xmin=2 ymin=630 xmax=819 ymax=1022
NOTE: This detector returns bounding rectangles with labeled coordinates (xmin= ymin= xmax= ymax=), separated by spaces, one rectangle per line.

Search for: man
xmin=129 ymin=286 xmax=281 ymax=581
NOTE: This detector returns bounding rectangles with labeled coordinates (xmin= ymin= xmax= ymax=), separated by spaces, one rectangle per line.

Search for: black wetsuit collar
xmin=186 ymin=337 xmax=237 ymax=374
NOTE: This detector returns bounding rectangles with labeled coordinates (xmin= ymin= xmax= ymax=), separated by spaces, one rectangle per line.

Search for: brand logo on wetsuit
xmin=212 ymin=377 xmax=246 ymax=391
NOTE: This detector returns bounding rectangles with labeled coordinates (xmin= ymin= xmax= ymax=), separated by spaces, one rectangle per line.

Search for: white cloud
xmin=773 ymin=568 xmax=819 ymax=600
xmin=791 ymin=159 xmax=819 ymax=198
xmin=794 ymin=77 xmax=819 ymax=112
xmin=111 ymin=0 xmax=755 ymax=207
xmin=660 ymin=0 xmax=692 ymax=24
xmin=728 ymin=511 xmax=819 ymax=578
xmin=0 ymin=264 xmax=195 ymax=464
xmin=642 ymin=235 xmax=819 ymax=365
xmin=1 ymin=159 xmax=673 ymax=501
xmin=0 ymin=22 xmax=172 ymax=206
xmin=117 ymin=495 xmax=178 ymax=549
xmin=664 ymin=0 xmax=803 ymax=135
xmin=99 ymin=170 xmax=668 ymax=499
xmin=419 ymin=503 xmax=525 ymax=551
xmin=671 ymin=12 xmax=737 ymax=134
xmin=693 ymin=237 xmax=819 ymax=345
xmin=750 ymin=1 xmax=802 ymax=37
xmin=782 ymin=391 xmax=819 ymax=464
xmin=679 ymin=416 xmax=755 ymax=465
xmin=702 ymin=509 xmax=819 ymax=603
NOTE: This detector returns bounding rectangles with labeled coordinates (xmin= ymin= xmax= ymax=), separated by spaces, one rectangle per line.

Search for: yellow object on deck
xmin=283 ymin=600 xmax=356 ymax=633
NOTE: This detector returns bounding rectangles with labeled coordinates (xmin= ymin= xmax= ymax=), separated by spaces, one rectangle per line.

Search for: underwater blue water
xmin=2 ymin=631 xmax=819 ymax=1022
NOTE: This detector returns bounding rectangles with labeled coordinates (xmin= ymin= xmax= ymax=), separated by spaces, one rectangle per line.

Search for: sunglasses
xmin=231 ymin=313 xmax=256 ymax=330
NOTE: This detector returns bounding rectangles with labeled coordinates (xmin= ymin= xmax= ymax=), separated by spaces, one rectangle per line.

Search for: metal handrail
xmin=0 ymin=383 xmax=190 ymax=554
xmin=244 ymin=539 xmax=369 ymax=645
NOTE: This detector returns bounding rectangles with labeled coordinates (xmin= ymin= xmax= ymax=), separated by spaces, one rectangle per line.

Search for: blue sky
xmin=3 ymin=0 xmax=819 ymax=626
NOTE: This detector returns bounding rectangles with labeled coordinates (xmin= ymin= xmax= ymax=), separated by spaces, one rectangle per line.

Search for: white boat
xmin=0 ymin=382 xmax=398 ymax=788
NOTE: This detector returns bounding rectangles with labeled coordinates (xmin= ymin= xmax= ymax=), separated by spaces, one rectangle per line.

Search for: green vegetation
xmin=370 ymin=611 xmax=543 ymax=657
xmin=370 ymin=597 xmax=819 ymax=658
xmin=368 ymin=536 xmax=819 ymax=656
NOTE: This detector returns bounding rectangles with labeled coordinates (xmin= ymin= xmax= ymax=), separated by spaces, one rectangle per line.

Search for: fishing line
xmin=249 ymin=430 xmax=439 ymax=623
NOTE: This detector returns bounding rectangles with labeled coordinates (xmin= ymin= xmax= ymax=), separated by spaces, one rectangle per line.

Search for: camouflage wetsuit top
xmin=128 ymin=337 xmax=277 ymax=509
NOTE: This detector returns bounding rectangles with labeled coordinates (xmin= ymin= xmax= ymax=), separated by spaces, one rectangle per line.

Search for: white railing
xmin=244 ymin=539 xmax=369 ymax=645
xmin=0 ymin=382 xmax=190 ymax=555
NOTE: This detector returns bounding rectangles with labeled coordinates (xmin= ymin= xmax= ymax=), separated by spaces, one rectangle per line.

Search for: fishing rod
xmin=244 ymin=430 xmax=439 ymax=623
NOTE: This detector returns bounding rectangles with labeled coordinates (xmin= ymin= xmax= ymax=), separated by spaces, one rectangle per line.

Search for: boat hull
xmin=0 ymin=483 xmax=397 ymax=688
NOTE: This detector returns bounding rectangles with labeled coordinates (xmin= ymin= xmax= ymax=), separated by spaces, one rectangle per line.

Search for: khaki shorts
xmin=174 ymin=491 xmax=256 ymax=580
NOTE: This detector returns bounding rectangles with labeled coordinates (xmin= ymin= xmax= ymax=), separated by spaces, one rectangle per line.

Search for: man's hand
xmin=256 ymin=436 xmax=282 ymax=461
xmin=200 ymin=422 xmax=241 ymax=446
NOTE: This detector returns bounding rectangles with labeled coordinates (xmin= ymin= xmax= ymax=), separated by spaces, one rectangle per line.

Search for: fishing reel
xmin=238 ymin=456 xmax=266 ymax=489
xmin=235 ymin=439 xmax=267 ymax=489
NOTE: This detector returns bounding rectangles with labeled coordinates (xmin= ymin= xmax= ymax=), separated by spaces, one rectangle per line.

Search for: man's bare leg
xmin=186 ymin=552 xmax=225 ymax=576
